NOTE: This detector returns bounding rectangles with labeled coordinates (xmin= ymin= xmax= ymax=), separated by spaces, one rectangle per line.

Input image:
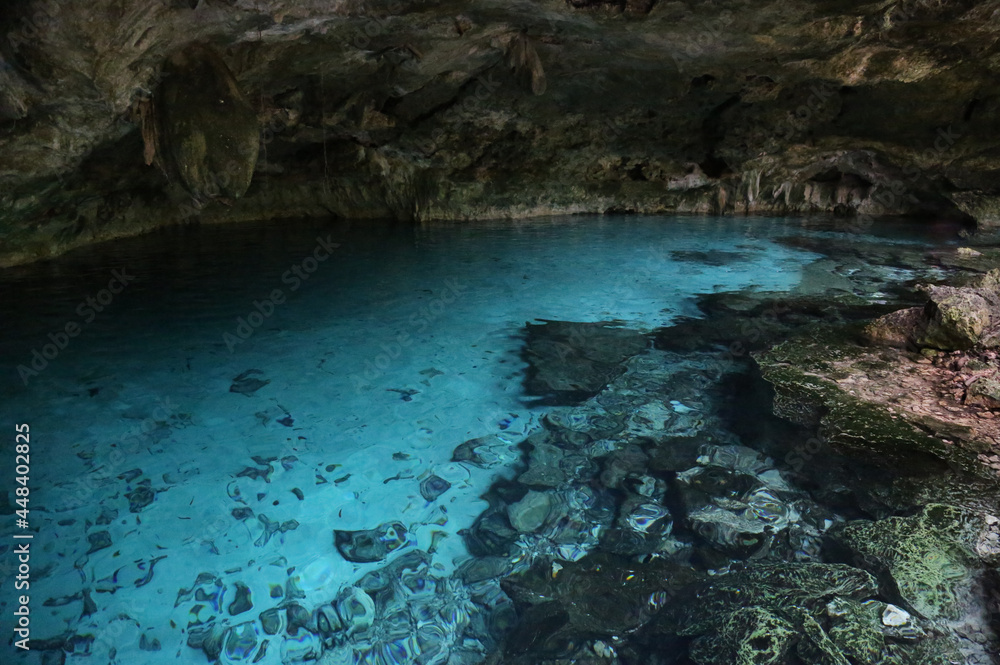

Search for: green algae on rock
xmin=159 ymin=44 xmax=259 ymax=202
xmin=653 ymin=563 xmax=878 ymax=665
xmin=689 ymin=606 xmax=796 ymax=665
xmin=825 ymin=597 xmax=889 ymax=665
xmin=646 ymin=560 xmax=979 ymax=665
xmin=828 ymin=504 xmax=997 ymax=622
xmin=864 ymin=269 xmax=1000 ymax=352
xmin=754 ymin=332 xmax=996 ymax=478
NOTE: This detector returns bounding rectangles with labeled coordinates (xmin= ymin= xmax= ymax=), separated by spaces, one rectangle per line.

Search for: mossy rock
xmin=828 ymin=504 xmax=985 ymax=621
xmin=659 ymin=563 xmax=884 ymax=665
xmin=159 ymin=44 xmax=259 ymax=201
xmin=688 ymin=606 xmax=796 ymax=665
xmin=862 ymin=306 xmax=925 ymax=349
xmin=825 ymin=598 xmax=891 ymax=665
xmin=754 ymin=335 xmax=987 ymax=476
xmin=966 ymin=372 xmax=1000 ymax=409
xmin=661 ymin=562 xmax=878 ymax=634
xmin=794 ymin=611 xmax=851 ymax=665
xmin=650 ymin=559 xmax=978 ymax=664
xmin=891 ymin=636 xmax=965 ymax=665
xmin=916 ymin=286 xmax=991 ymax=351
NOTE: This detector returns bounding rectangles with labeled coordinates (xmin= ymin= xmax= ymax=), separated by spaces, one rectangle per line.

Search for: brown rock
xmin=863 ymin=306 xmax=925 ymax=349
xmin=966 ymin=373 xmax=1000 ymax=410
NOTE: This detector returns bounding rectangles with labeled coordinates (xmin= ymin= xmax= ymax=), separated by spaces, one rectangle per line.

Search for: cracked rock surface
xmin=4 ymin=0 xmax=1000 ymax=264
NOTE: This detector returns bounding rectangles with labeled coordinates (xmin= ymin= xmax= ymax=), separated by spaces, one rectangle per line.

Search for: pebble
xmin=228 ymin=582 xmax=253 ymax=616
xmin=420 ymin=475 xmax=452 ymax=501
xmin=882 ymin=604 xmax=911 ymax=627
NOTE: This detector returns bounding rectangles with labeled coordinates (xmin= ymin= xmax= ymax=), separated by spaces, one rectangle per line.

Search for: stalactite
xmin=506 ymin=33 xmax=546 ymax=96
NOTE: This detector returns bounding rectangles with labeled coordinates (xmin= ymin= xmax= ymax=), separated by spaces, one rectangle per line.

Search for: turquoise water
xmin=0 ymin=215 xmax=972 ymax=664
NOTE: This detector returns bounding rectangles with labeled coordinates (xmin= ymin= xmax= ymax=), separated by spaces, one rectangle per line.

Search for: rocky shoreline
xmin=757 ymin=269 xmax=1000 ymax=479
xmin=480 ymin=256 xmax=1000 ymax=663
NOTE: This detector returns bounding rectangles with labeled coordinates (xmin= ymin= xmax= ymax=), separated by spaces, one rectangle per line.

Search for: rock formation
xmin=3 ymin=0 xmax=1000 ymax=264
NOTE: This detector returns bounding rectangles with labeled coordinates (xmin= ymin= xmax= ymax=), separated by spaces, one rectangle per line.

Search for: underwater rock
xmin=518 ymin=440 xmax=586 ymax=487
xmin=451 ymin=435 xmax=506 ymax=468
xmin=507 ymin=490 xmax=553 ymax=533
xmin=259 ymin=608 xmax=284 ymax=635
xmin=335 ymin=586 xmax=376 ymax=637
xmin=280 ymin=629 xmax=323 ymax=662
xmin=202 ymin=625 xmax=229 ymax=662
xmin=464 ymin=507 xmax=520 ymax=556
xmin=824 ymin=598 xmax=887 ymax=663
xmin=187 ymin=622 xmax=217 ymax=653
xmin=675 ymin=464 xmax=797 ymax=557
xmin=597 ymin=444 xmax=649 ymax=489
xmin=285 ymin=602 xmax=311 ymax=633
xmin=521 ymin=320 xmax=647 ymax=405
xmin=334 ymin=522 xmax=410 ymax=563
xmin=500 ymin=553 xmax=694 ymax=662
xmin=125 ymin=481 xmax=155 ymax=512
xmin=688 ymin=606 xmax=796 ymax=665
xmin=139 ymin=633 xmax=161 ymax=651
xmin=828 ymin=503 xmax=991 ymax=621
xmin=229 ymin=369 xmax=270 ymax=396
xmin=645 ymin=562 xmax=901 ymax=665
xmin=159 ymin=44 xmax=259 ymax=202
xmin=95 ymin=505 xmax=118 ymax=525
xmin=419 ymin=474 xmax=451 ymax=501
xmin=598 ymin=490 xmax=675 ymax=556
xmin=220 ymin=621 xmax=258 ymax=662
xmin=313 ymin=603 xmax=342 ymax=641
xmin=254 ymin=514 xmax=298 ymax=547
xmin=622 ymin=499 xmax=671 ymax=536
xmin=696 ymin=444 xmax=774 ymax=477
xmin=228 ymin=582 xmax=252 ymax=616
xmin=456 ymin=556 xmax=513 ymax=585
xmin=86 ymin=530 xmax=112 ymax=554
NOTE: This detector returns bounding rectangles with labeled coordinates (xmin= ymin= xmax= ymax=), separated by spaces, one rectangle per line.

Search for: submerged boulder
xmin=521 ymin=320 xmax=647 ymax=405
xmin=499 ymin=553 xmax=694 ymax=661
xmin=828 ymin=503 xmax=998 ymax=622
xmin=688 ymin=606 xmax=796 ymax=665
xmin=646 ymin=561 xmax=972 ymax=665
xmin=159 ymin=44 xmax=259 ymax=202
xmin=333 ymin=522 xmax=410 ymax=563
xmin=651 ymin=563 xmax=879 ymax=665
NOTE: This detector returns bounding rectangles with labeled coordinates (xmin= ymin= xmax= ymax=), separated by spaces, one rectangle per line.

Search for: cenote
xmin=1 ymin=214 xmax=998 ymax=665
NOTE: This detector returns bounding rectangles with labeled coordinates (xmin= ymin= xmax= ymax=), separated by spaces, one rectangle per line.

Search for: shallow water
xmin=0 ymin=215 xmax=974 ymax=664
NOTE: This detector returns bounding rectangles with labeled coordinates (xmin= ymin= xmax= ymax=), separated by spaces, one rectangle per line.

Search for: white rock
xmin=882 ymin=604 xmax=912 ymax=627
